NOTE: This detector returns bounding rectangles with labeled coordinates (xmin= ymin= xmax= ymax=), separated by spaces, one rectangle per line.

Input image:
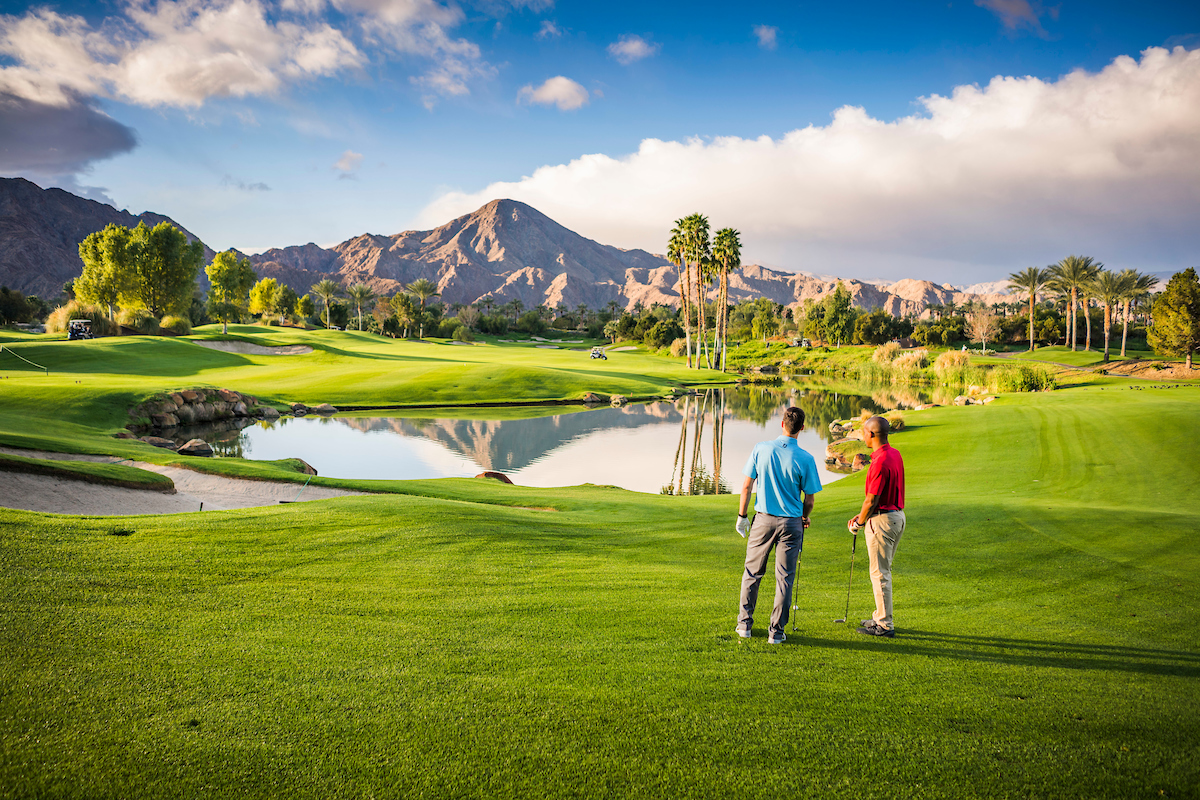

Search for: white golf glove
xmin=736 ymin=515 xmax=751 ymax=537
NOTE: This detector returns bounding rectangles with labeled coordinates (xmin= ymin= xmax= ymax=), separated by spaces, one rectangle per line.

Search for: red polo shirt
xmin=865 ymin=443 xmax=904 ymax=511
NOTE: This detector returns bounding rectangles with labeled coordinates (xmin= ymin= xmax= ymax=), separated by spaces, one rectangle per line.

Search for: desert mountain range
xmin=0 ymin=177 xmax=1011 ymax=315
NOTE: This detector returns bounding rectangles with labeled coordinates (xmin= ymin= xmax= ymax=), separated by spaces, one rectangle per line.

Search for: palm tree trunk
xmin=1103 ymin=304 xmax=1112 ymax=363
xmin=680 ymin=262 xmax=693 ymax=368
xmin=1120 ymin=299 xmax=1130 ymax=358
xmin=1069 ymin=288 xmax=1077 ymax=350
xmin=1083 ymin=297 xmax=1092 ymax=350
xmin=1028 ymin=292 xmax=1035 ymax=351
xmin=719 ymin=269 xmax=729 ymax=371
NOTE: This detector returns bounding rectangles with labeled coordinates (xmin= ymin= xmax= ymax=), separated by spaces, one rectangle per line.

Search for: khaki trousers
xmin=865 ymin=510 xmax=905 ymax=630
xmin=738 ymin=513 xmax=804 ymax=636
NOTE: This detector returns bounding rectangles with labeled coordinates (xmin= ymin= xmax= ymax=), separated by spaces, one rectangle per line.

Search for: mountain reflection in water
xmin=182 ymin=383 xmax=929 ymax=494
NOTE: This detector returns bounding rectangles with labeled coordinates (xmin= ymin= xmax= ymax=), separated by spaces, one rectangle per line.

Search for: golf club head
xmin=833 ymin=618 xmax=847 ymax=623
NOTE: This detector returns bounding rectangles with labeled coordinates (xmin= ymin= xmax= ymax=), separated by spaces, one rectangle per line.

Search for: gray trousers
xmin=738 ymin=513 xmax=805 ymax=635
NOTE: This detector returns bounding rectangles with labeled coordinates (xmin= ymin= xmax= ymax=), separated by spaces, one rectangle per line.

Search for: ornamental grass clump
xmin=989 ymin=363 xmax=1057 ymax=392
xmin=872 ymin=341 xmax=900 ymax=365
xmin=933 ymin=350 xmax=986 ymax=386
xmin=890 ymin=348 xmax=929 ymax=383
xmin=116 ymin=308 xmax=160 ymax=335
xmin=159 ymin=315 xmax=192 ymax=335
xmin=45 ymin=301 xmax=116 ymax=337
xmin=883 ymin=409 xmax=906 ymax=432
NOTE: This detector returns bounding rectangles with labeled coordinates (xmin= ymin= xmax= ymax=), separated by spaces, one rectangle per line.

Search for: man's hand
xmin=847 ymin=517 xmax=861 ymax=534
xmin=802 ymin=516 xmax=811 ymax=529
xmin=736 ymin=515 xmax=751 ymax=537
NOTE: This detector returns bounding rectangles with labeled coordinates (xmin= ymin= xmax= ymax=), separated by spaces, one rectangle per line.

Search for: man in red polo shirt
xmin=847 ymin=415 xmax=905 ymax=638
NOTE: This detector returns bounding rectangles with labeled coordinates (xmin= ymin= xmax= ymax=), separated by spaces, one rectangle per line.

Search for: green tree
xmin=76 ymin=224 xmax=135 ymax=320
xmin=391 ymin=292 xmax=417 ymax=338
xmin=1148 ymin=268 xmax=1200 ymax=369
xmin=822 ymin=281 xmax=855 ymax=347
xmin=712 ymin=227 xmax=740 ymax=371
xmin=295 ymin=294 xmax=316 ymax=322
xmin=347 ymin=283 xmax=377 ymax=331
xmin=123 ymin=222 xmax=204 ymax=318
xmin=1048 ymin=255 xmax=1100 ymax=351
xmin=206 ymin=251 xmax=256 ymax=334
xmin=1118 ymin=270 xmax=1157 ymax=358
xmin=1087 ymin=269 xmax=1132 ymax=363
xmin=667 ymin=220 xmax=693 ymax=367
xmin=277 ymin=285 xmax=299 ymax=323
xmin=310 ymin=279 xmax=344 ymax=330
xmin=405 ymin=278 xmax=440 ymax=337
xmin=1007 ymin=266 xmax=1049 ymax=352
xmin=752 ymin=307 xmax=780 ymax=342
xmin=248 ymin=277 xmax=282 ymax=317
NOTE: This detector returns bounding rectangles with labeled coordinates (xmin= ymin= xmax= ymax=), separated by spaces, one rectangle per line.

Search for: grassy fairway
xmin=2 ymin=378 xmax=1199 ymax=797
xmin=1009 ymin=345 xmax=1161 ymax=367
xmin=0 ymin=325 xmax=727 ymax=457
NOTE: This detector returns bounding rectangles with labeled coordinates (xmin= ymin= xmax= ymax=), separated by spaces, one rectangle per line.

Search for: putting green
xmin=1 ymin=329 xmax=1199 ymax=797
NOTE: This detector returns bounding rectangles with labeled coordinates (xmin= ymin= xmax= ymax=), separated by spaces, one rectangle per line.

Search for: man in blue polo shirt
xmin=735 ymin=406 xmax=823 ymax=644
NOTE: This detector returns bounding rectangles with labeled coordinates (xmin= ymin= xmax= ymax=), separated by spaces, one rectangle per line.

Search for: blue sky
xmin=1 ymin=0 xmax=1198 ymax=283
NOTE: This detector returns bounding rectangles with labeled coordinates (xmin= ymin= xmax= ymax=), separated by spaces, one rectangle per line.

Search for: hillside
xmin=0 ymin=180 xmax=1009 ymax=315
xmin=0 ymin=177 xmax=213 ymax=299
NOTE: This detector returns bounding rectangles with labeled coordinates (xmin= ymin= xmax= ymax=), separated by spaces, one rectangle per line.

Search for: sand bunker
xmin=0 ymin=447 xmax=364 ymax=516
xmin=193 ymin=340 xmax=313 ymax=356
xmin=611 ymin=346 xmax=638 ymax=351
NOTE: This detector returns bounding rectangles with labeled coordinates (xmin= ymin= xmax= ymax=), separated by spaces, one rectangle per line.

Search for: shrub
xmin=515 ymin=310 xmax=548 ymax=336
xmin=872 ymin=341 xmax=900 ymax=365
xmin=934 ymin=350 xmax=971 ymax=382
xmin=159 ymin=314 xmax=192 ymax=335
xmin=646 ymin=319 xmax=684 ymax=349
xmin=669 ymin=337 xmax=688 ymax=357
xmin=44 ymin=302 xmax=115 ymax=337
xmin=116 ymin=308 xmax=160 ymax=335
xmin=452 ymin=325 xmax=474 ymax=343
xmin=437 ymin=318 xmax=464 ymax=338
xmin=889 ymin=348 xmax=929 ymax=382
xmin=989 ymin=364 xmax=1057 ymax=393
xmin=883 ymin=410 xmax=906 ymax=432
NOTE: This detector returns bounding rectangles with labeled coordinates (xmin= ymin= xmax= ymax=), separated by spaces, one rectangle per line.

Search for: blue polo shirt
xmin=742 ymin=436 xmax=822 ymax=517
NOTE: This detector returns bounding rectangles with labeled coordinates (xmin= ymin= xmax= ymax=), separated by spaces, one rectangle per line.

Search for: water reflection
xmin=170 ymin=381 xmax=931 ymax=494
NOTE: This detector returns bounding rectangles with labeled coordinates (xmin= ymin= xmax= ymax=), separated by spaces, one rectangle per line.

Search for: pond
xmin=172 ymin=382 xmax=932 ymax=495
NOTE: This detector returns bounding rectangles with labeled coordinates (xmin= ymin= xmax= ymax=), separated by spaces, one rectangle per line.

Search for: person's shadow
xmin=788 ymin=628 xmax=1200 ymax=678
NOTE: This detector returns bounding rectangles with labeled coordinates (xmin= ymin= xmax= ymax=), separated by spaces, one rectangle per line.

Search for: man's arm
xmin=850 ymin=492 xmax=880 ymax=530
xmin=739 ymin=476 xmax=755 ymax=517
xmin=802 ymin=493 xmax=814 ymax=529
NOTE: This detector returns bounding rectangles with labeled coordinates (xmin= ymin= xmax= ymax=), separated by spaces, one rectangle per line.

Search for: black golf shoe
xmin=857 ymin=624 xmax=894 ymax=638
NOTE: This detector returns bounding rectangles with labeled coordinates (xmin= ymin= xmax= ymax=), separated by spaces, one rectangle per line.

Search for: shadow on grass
xmin=790 ymin=628 xmax=1200 ymax=678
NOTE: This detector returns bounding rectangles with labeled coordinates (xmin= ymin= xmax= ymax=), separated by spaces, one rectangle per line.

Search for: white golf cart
xmin=590 ymin=347 xmax=607 ymax=360
xmin=67 ymin=319 xmax=94 ymax=340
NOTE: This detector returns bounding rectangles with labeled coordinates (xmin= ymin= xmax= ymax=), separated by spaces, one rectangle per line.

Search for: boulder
xmin=312 ymin=403 xmax=338 ymax=415
xmin=982 ymin=396 xmax=996 ymax=404
xmin=258 ymin=405 xmax=280 ymax=419
xmin=610 ymin=395 xmax=628 ymax=406
xmin=151 ymin=412 xmax=180 ymax=428
xmin=915 ymin=403 xmax=940 ymax=410
xmin=293 ymin=459 xmax=318 ymax=476
xmin=780 ymin=359 xmax=793 ymax=366
xmin=169 ymin=393 xmax=184 ymax=407
xmin=233 ymin=402 xmax=248 ymax=417
xmin=290 ymin=402 xmax=309 ymax=416
xmin=174 ymin=404 xmax=197 ymax=425
xmin=582 ymin=392 xmax=604 ymax=404
xmin=177 ymin=438 xmax=214 ymax=457
xmin=217 ymin=389 xmax=240 ymax=403
xmin=193 ymin=402 xmax=215 ymax=422
xmin=113 ymin=431 xmax=137 ymax=440
xmin=755 ymin=365 xmax=779 ymax=374
xmin=140 ymin=436 xmax=177 ymax=450
xmin=953 ymin=395 xmax=970 ymax=406
xmin=181 ymin=390 xmax=201 ymax=402
xmin=851 ymin=453 xmax=872 ymax=470
xmin=476 ymin=471 xmax=514 ymax=484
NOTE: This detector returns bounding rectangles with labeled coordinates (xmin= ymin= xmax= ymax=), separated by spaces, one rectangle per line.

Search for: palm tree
xmin=1048 ymin=255 xmax=1099 ymax=350
xmin=683 ymin=214 xmax=712 ymax=369
xmin=712 ymin=227 xmax=741 ymax=371
xmin=1007 ymin=266 xmax=1049 ymax=351
xmin=405 ymin=278 xmax=440 ymax=338
xmin=1088 ymin=269 xmax=1130 ymax=363
xmin=1117 ymin=270 xmax=1157 ymax=358
xmin=310 ymin=279 xmax=344 ymax=330
xmin=667 ymin=220 xmax=693 ymax=368
xmin=346 ymin=283 xmax=376 ymax=331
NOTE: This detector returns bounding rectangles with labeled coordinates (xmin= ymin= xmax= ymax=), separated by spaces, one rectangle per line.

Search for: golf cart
xmin=590 ymin=347 xmax=607 ymax=360
xmin=67 ymin=319 xmax=94 ymax=340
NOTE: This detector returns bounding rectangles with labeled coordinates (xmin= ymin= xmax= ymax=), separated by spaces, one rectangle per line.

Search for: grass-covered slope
xmin=2 ymin=383 xmax=1198 ymax=798
xmin=0 ymin=325 xmax=728 ymax=456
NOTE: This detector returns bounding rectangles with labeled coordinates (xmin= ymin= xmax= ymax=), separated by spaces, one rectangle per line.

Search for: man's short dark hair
xmin=782 ymin=407 xmax=805 ymax=435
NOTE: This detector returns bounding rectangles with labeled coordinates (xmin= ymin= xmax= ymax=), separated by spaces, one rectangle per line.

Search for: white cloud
xmin=607 ymin=34 xmax=658 ymax=65
xmin=517 ymin=76 xmax=588 ymax=111
xmin=419 ymin=48 xmax=1200 ymax=282
xmin=536 ymin=20 xmax=562 ymax=39
xmin=753 ymin=25 xmax=777 ymax=50
xmin=333 ymin=149 xmax=363 ymax=177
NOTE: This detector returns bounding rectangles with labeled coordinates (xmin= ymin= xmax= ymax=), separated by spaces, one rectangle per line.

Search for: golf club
xmin=790 ymin=546 xmax=804 ymax=632
xmin=833 ymin=530 xmax=858 ymax=623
